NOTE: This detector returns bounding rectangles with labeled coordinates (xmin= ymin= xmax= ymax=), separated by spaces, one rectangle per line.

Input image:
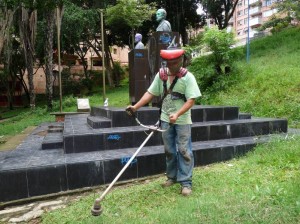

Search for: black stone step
xmin=63 ymin=116 xmax=287 ymax=154
xmin=42 ymin=132 xmax=63 ymax=150
xmin=90 ymin=105 xmax=240 ymax=127
xmin=0 ymin=136 xmax=267 ymax=202
xmin=239 ymin=113 xmax=252 ymax=119
xmin=87 ymin=115 xmax=112 ymax=129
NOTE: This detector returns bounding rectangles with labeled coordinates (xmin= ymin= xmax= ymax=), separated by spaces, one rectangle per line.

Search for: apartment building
xmin=229 ymin=0 xmax=278 ymax=45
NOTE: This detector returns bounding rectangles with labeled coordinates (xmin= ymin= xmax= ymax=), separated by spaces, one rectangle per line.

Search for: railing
xmin=249 ymin=17 xmax=262 ymax=27
xmin=249 ymin=7 xmax=262 ymax=15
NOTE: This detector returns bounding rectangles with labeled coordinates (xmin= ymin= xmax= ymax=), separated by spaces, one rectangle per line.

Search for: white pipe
xmin=95 ymin=130 xmax=155 ymax=202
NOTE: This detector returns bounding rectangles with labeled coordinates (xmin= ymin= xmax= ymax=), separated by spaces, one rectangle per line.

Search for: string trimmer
xmin=91 ymin=108 xmax=165 ymax=216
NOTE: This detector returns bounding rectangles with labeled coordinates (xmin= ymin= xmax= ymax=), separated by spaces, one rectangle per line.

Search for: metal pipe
xmin=56 ymin=7 xmax=62 ymax=112
xmin=91 ymin=129 xmax=155 ymax=216
xmin=100 ymin=9 xmax=106 ymax=102
xmin=246 ymin=0 xmax=250 ymax=63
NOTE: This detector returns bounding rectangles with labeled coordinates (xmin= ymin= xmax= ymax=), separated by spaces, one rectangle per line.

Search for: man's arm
xmin=127 ymin=91 xmax=154 ymax=112
xmin=169 ymin=98 xmax=195 ymax=123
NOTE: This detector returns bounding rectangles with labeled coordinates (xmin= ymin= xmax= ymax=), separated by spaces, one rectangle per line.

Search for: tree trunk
xmin=19 ymin=8 xmax=37 ymax=109
xmin=44 ymin=9 xmax=56 ymax=110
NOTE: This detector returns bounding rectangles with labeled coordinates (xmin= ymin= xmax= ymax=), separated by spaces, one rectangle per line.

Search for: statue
xmin=134 ymin=33 xmax=145 ymax=49
xmin=156 ymin=9 xmax=171 ymax=32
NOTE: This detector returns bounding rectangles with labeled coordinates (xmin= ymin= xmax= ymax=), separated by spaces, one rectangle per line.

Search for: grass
xmin=206 ymin=27 xmax=300 ymax=128
xmin=41 ymin=135 xmax=300 ymax=224
xmin=0 ymin=83 xmax=130 ymax=143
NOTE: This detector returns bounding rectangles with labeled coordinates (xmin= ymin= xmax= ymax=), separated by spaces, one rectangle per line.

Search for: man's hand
xmin=126 ymin=105 xmax=137 ymax=113
xmin=169 ymin=113 xmax=179 ymax=123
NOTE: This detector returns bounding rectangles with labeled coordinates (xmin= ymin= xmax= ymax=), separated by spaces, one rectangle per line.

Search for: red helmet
xmin=160 ymin=49 xmax=185 ymax=60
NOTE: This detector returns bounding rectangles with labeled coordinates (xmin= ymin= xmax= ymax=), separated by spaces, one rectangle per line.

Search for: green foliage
xmin=258 ymin=16 xmax=292 ymax=33
xmin=106 ymin=0 xmax=156 ymax=29
xmin=188 ymin=27 xmax=241 ymax=102
xmin=202 ymin=27 xmax=236 ymax=70
xmin=111 ymin=61 xmax=126 ymax=87
xmin=208 ymin=27 xmax=300 ymax=128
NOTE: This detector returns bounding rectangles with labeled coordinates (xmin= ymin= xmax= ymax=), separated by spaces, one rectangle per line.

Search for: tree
xmin=199 ymin=0 xmax=239 ymax=30
xmin=202 ymin=27 xmax=235 ymax=74
xmin=17 ymin=1 xmax=38 ymax=109
xmin=276 ymin=0 xmax=300 ymax=22
xmin=106 ymin=0 xmax=156 ymax=48
xmin=153 ymin=0 xmax=205 ymax=45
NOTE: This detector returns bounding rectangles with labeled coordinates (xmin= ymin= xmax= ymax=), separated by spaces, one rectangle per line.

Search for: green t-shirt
xmin=148 ymin=71 xmax=201 ymax=124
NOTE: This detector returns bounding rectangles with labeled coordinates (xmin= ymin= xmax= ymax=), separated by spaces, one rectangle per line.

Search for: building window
xmin=237 ymin=10 xmax=243 ymax=17
xmin=237 ymin=29 xmax=242 ymax=36
xmin=238 ymin=0 xmax=243 ymax=7
xmin=113 ymin=48 xmax=117 ymax=54
xmin=238 ymin=19 xmax=244 ymax=26
xmin=244 ymin=8 xmax=248 ymax=15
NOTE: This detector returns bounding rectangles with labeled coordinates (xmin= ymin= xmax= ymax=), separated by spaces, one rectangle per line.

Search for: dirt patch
xmin=0 ymin=126 xmax=37 ymax=151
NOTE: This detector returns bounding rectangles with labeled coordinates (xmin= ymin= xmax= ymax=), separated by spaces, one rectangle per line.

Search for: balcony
xmin=249 ymin=17 xmax=262 ymax=27
xmin=249 ymin=7 xmax=262 ymax=16
xmin=249 ymin=0 xmax=260 ymax=6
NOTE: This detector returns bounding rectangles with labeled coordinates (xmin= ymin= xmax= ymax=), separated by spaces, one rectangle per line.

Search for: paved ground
xmin=0 ymin=126 xmax=37 ymax=152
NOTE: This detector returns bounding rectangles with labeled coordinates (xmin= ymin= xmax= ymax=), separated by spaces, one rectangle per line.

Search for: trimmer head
xmin=91 ymin=199 xmax=103 ymax=216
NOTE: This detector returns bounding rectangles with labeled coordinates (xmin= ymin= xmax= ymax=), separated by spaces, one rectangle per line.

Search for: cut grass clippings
xmin=41 ymin=135 xmax=300 ymax=224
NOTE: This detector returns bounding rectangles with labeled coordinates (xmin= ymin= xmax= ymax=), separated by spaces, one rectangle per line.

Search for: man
xmin=134 ymin=33 xmax=144 ymax=49
xmin=156 ymin=8 xmax=171 ymax=32
xmin=127 ymin=49 xmax=201 ymax=196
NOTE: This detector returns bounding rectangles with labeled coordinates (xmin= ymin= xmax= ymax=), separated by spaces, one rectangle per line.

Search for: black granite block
xmin=239 ymin=113 xmax=252 ymax=119
xmin=269 ymin=119 xmax=288 ymax=133
xmin=231 ymin=123 xmax=250 ymax=138
xmin=27 ymin=165 xmax=67 ymax=197
xmin=252 ymin=121 xmax=270 ymax=136
xmin=92 ymin=133 xmax=105 ymax=151
xmin=209 ymin=125 xmax=229 ymax=140
xmin=132 ymin=131 xmax=162 ymax=148
xmin=224 ymin=107 xmax=239 ymax=120
xmin=136 ymin=108 xmax=160 ymax=125
xmin=204 ymin=107 xmax=224 ymax=121
xmin=194 ymin=147 xmax=222 ymax=166
xmin=87 ymin=116 xmax=112 ymax=129
xmin=73 ymin=134 xmax=95 ymax=153
xmin=63 ymin=135 xmax=74 ymax=153
xmin=234 ymin=143 xmax=255 ymax=157
xmin=0 ymin=169 xmax=28 ymax=202
xmin=191 ymin=107 xmax=203 ymax=122
xmin=91 ymin=106 xmax=109 ymax=117
xmin=137 ymin=153 xmax=166 ymax=177
xmin=103 ymin=158 xmax=138 ymax=184
xmin=112 ymin=110 xmax=137 ymax=127
xmin=191 ymin=126 xmax=209 ymax=141
xmin=104 ymin=131 xmax=134 ymax=150
xmin=66 ymin=161 xmax=104 ymax=190
xmin=221 ymin=146 xmax=235 ymax=161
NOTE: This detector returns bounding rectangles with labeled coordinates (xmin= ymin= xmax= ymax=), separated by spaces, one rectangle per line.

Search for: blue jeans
xmin=161 ymin=121 xmax=194 ymax=188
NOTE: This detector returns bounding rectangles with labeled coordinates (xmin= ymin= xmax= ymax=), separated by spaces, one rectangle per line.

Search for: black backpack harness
xmin=159 ymin=67 xmax=188 ymax=103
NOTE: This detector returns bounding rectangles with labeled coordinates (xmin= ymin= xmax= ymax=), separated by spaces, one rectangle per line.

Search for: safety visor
xmin=160 ymin=49 xmax=185 ymax=60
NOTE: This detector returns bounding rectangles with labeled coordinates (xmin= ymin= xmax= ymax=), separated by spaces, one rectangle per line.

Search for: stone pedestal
xmin=128 ymin=49 xmax=151 ymax=105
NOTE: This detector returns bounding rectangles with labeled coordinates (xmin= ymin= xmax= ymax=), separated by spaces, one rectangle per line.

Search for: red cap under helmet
xmin=160 ymin=49 xmax=185 ymax=60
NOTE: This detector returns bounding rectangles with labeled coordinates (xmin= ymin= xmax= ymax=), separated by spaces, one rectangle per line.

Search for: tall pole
xmin=57 ymin=7 xmax=62 ymax=112
xmin=246 ymin=0 xmax=250 ymax=63
xmin=100 ymin=9 xmax=106 ymax=102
